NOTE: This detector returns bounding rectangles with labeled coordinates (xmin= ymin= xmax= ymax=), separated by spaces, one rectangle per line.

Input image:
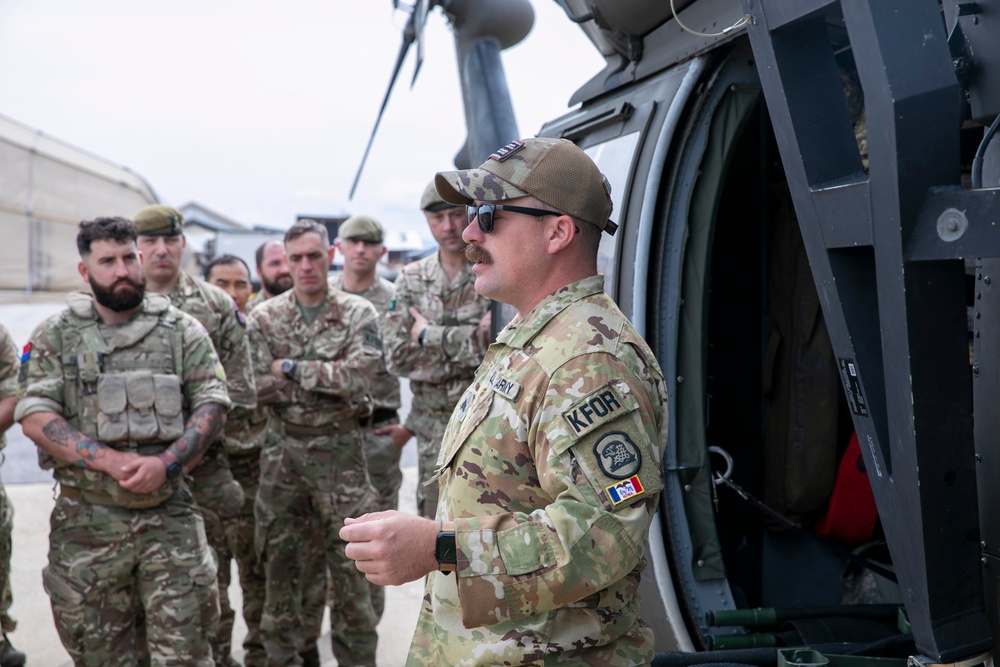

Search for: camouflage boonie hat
xmin=338 ymin=214 xmax=384 ymax=243
xmin=134 ymin=205 xmax=184 ymax=236
xmin=435 ymin=137 xmax=615 ymax=233
xmin=420 ymin=180 xmax=458 ymax=213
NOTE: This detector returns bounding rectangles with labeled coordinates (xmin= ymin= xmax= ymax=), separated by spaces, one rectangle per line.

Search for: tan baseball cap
xmin=134 ymin=205 xmax=184 ymax=236
xmin=420 ymin=180 xmax=458 ymax=213
xmin=338 ymin=214 xmax=384 ymax=243
xmin=434 ymin=137 xmax=615 ymax=233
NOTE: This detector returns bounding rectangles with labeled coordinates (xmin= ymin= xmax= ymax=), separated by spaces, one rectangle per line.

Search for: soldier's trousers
xmin=224 ymin=451 xmax=268 ymax=667
xmin=255 ymin=428 xmax=379 ymax=667
xmin=43 ymin=486 xmax=219 ymax=667
xmin=328 ymin=418 xmax=403 ymax=626
xmin=408 ymin=413 xmax=449 ymax=519
xmin=0 ymin=479 xmax=13 ymax=653
xmin=189 ymin=450 xmax=245 ymax=667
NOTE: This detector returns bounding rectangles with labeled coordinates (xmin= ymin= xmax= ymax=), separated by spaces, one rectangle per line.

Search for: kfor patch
xmin=606 ymin=475 xmax=645 ymax=506
xmin=563 ymin=385 xmax=628 ymax=438
xmin=594 ymin=431 xmax=641 ymax=479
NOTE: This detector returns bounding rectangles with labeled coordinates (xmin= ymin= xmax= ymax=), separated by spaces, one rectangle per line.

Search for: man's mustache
xmin=464 ymin=244 xmax=492 ymax=265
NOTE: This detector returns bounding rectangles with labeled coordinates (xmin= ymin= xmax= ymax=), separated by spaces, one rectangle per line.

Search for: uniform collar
xmin=497 ymin=274 xmax=605 ymax=349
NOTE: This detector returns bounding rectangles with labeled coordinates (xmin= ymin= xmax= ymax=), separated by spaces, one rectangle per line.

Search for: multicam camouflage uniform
xmin=383 ymin=254 xmax=490 ymax=518
xmin=219 ymin=396 xmax=269 ymax=667
xmin=168 ymin=270 xmax=256 ymax=667
xmin=15 ymin=292 xmax=231 ymax=667
xmin=329 ymin=271 xmax=401 ymax=621
xmin=408 ymin=275 xmax=667 ymax=665
xmin=0 ymin=324 xmax=18 ymax=658
xmin=248 ymin=286 xmax=382 ymax=666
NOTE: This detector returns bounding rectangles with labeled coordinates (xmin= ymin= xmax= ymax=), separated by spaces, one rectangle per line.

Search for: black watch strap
xmin=158 ymin=453 xmax=183 ymax=480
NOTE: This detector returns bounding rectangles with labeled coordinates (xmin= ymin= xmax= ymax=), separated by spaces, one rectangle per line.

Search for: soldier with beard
xmin=16 ymin=217 xmax=229 ymax=666
xmin=135 ymin=205 xmax=256 ymax=667
xmin=248 ymin=240 xmax=294 ymax=311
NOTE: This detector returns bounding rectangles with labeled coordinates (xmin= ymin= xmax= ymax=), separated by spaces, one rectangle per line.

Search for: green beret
xmin=420 ymin=180 xmax=458 ymax=213
xmin=134 ymin=205 xmax=184 ymax=236
xmin=338 ymin=214 xmax=384 ymax=243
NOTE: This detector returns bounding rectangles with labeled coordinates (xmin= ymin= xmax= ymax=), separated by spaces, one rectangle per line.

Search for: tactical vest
xmin=45 ymin=293 xmax=187 ymax=509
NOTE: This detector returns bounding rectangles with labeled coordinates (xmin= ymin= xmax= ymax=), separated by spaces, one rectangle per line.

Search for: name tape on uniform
xmin=563 ymin=385 xmax=628 ymax=438
xmin=487 ymin=369 xmax=521 ymax=401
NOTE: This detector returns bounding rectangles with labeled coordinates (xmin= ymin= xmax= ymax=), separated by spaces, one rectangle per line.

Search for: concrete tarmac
xmin=1 ymin=293 xmax=426 ymax=666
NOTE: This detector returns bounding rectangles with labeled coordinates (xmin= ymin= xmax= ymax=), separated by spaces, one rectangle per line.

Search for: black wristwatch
xmin=435 ymin=529 xmax=457 ymax=572
xmin=281 ymin=358 xmax=298 ymax=381
xmin=158 ymin=453 xmax=183 ymax=480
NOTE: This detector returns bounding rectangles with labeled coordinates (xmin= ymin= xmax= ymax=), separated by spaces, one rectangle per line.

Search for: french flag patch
xmin=20 ymin=342 xmax=30 ymax=364
xmin=606 ymin=475 xmax=644 ymax=506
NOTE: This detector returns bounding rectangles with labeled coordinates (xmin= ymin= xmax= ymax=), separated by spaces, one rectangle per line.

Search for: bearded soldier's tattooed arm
xmin=19 ymin=412 xmax=132 ymax=478
xmin=160 ymin=402 xmax=227 ymax=467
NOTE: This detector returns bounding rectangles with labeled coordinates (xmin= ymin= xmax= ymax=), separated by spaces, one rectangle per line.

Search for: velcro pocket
xmin=498 ymin=522 xmax=554 ymax=576
xmin=153 ymin=374 xmax=185 ymax=440
xmin=125 ymin=371 xmax=158 ymax=440
xmin=96 ymin=374 xmax=129 ymax=442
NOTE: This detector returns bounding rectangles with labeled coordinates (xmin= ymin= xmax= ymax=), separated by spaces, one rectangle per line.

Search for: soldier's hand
xmin=340 ymin=511 xmax=439 ymax=586
xmin=118 ymin=455 xmax=167 ymax=494
xmin=374 ymin=423 xmax=413 ymax=449
xmin=408 ymin=307 xmax=429 ymax=342
xmin=95 ymin=450 xmax=142 ymax=480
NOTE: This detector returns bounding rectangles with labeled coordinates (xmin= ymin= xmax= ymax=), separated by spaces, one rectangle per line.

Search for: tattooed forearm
xmin=41 ymin=417 xmax=107 ymax=469
xmin=164 ymin=403 xmax=226 ymax=466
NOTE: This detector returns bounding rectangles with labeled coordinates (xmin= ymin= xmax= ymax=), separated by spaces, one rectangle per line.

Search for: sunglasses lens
xmin=466 ymin=205 xmax=477 ymax=226
xmin=479 ymin=204 xmax=493 ymax=233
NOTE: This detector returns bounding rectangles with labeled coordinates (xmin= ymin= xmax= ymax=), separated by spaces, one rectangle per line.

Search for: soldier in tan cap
xmin=382 ymin=181 xmax=491 ymax=519
xmin=342 ymin=137 xmax=666 ymax=665
xmin=134 ymin=204 xmax=257 ymax=667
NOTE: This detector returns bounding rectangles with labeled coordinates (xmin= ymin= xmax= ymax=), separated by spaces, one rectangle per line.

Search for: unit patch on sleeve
xmin=487 ymin=369 xmax=520 ymax=400
xmin=606 ymin=475 xmax=645 ymax=506
xmin=594 ymin=431 xmax=641 ymax=479
xmin=563 ymin=385 xmax=630 ymax=438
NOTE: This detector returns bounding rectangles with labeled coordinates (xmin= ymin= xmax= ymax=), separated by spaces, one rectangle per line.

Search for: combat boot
xmin=0 ymin=635 xmax=25 ymax=667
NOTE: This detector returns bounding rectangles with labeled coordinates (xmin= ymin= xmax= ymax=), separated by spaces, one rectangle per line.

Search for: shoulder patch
xmin=606 ymin=475 xmax=645 ymax=506
xmin=362 ymin=327 xmax=382 ymax=351
xmin=20 ymin=342 xmax=30 ymax=364
xmin=594 ymin=432 xmax=642 ymax=479
xmin=486 ymin=369 xmax=520 ymax=401
xmin=563 ymin=385 xmax=628 ymax=438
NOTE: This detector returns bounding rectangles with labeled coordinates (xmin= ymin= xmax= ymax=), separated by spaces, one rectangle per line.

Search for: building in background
xmin=0 ymin=113 xmax=157 ymax=293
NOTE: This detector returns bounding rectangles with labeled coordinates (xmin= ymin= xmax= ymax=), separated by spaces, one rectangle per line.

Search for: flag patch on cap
xmin=490 ymin=140 xmax=524 ymax=161
xmin=606 ymin=475 xmax=645 ymax=506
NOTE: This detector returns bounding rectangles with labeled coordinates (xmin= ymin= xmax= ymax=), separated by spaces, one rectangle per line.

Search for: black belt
xmin=366 ymin=409 xmax=399 ymax=427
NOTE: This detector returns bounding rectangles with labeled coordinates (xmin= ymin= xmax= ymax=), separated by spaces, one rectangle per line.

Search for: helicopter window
xmin=584 ymin=131 xmax=640 ymax=295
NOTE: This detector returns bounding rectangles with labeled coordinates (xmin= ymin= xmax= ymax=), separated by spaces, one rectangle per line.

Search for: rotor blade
xmin=411 ymin=0 xmax=428 ymax=88
xmin=349 ymin=14 xmax=416 ymax=200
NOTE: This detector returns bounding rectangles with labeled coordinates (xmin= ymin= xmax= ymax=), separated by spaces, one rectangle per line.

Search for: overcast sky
xmin=0 ymin=1 xmax=605 ymax=240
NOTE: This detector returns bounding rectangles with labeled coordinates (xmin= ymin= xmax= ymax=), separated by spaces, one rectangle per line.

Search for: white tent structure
xmin=0 ymin=113 xmax=157 ymax=293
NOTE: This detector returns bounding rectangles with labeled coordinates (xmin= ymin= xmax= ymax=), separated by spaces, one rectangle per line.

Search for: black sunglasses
xmin=466 ymin=203 xmax=563 ymax=233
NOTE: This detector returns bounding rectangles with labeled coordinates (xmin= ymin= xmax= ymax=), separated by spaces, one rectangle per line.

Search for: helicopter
xmin=353 ymin=0 xmax=1000 ymax=664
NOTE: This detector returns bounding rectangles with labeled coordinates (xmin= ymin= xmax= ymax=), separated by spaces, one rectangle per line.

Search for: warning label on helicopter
xmin=838 ymin=357 xmax=869 ymax=417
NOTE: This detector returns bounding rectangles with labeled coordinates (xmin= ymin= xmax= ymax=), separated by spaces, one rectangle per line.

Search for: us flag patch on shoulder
xmin=606 ymin=475 xmax=645 ymax=506
xmin=490 ymin=140 xmax=524 ymax=161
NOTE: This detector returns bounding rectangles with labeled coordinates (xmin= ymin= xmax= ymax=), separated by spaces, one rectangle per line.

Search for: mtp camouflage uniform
xmin=0 ymin=324 xmax=19 ymax=657
xmin=15 ymin=292 xmax=231 ymax=667
xmin=329 ymin=271 xmax=401 ymax=623
xmin=168 ymin=270 xmax=256 ymax=667
xmin=408 ymin=275 xmax=667 ymax=665
xmin=248 ymin=286 xmax=382 ymax=666
xmin=383 ymin=255 xmax=490 ymax=518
